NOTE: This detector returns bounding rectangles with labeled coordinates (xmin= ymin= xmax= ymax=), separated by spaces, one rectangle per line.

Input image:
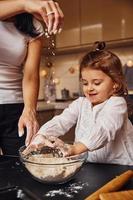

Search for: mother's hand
xmin=23 ymin=0 xmax=64 ymax=34
xmin=18 ymin=108 xmax=39 ymax=146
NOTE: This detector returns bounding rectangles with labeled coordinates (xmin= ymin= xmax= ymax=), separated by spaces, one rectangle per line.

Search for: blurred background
xmin=37 ymin=0 xmax=133 ymax=138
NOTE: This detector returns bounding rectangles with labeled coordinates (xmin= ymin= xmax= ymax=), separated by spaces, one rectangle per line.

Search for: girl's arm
xmin=61 ymin=98 xmax=128 ymax=156
xmin=0 ymin=0 xmax=64 ymax=34
xmin=23 ymin=98 xmax=82 ymax=153
xmin=79 ymin=97 xmax=127 ymax=152
xmin=38 ymin=98 xmax=81 ymax=136
xmin=64 ymin=142 xmax=88 ymax=156
xmin=18 ymin=36 xmax=43 ymax=146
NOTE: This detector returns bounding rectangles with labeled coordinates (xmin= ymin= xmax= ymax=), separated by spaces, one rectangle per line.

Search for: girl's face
xmin=81 ymin=68 xmax=116 ymax=106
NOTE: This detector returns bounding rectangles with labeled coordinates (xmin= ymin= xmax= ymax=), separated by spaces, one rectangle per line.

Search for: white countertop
xmin=37 ymin=101 xmax=72 ymax=111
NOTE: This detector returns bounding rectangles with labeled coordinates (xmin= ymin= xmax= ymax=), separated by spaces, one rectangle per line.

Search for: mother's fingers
xmin=25 ymin=120 xmax=39 ymax=146
xmin=43 ymin=1 xmax=55 ymax=34
xmin=49 ymin=1 xmax=64 ymax=34
xmin=54 ymin=2 xmax=64 ymax=33
xmin=25 ymin=123 xmax=33 ymax=147
xmin=24 ymin=0 xmax=64 ymax=34
xmin=40 ymin=0 xmax=64 ymax=34
xmin=33 ymin=121 xmax=39 ymax=136
xmin=35 ymin=9 xmax=48 ymax=26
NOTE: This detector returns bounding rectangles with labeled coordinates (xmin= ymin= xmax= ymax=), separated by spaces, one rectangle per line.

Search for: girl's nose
xmin=87 ymin=84 xmax=94 ymax=91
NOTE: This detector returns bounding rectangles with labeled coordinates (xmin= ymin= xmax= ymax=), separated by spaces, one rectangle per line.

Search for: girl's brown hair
xmin=80 ymin=41 xmax=128 ymax=97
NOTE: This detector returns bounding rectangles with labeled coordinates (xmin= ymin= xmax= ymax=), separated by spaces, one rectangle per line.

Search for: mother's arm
xmin=0 ymin=0 xmax=25 ymax=20
xmin=18 ymin=36 xmax=43 ymax=146
xmin=0 ymin=0 xmax=64 ymax=34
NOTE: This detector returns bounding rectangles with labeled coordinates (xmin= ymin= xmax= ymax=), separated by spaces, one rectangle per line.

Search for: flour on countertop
xmin=44 ymin=182 xmax=89 ymax=198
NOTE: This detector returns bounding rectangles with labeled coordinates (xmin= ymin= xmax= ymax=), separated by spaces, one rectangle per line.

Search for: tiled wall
xmin=39 ymin=46 xmax=133 ymax=100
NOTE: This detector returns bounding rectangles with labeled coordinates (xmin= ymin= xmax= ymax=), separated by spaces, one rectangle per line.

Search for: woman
xmin=0 ymin=0 xmax=64 ymax=155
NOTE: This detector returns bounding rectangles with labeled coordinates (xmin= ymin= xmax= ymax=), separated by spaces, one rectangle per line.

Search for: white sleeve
xmin=79 ymin=98 xmax=127 ymax=151
xmin=39 ymin=98 xmax=82 ymax=137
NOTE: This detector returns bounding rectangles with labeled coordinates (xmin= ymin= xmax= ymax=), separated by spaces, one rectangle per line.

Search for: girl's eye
xmin=94 ymin=82 xmax=101 ymax=85
xmin=82 ymin=82 xmax=88 ymax=86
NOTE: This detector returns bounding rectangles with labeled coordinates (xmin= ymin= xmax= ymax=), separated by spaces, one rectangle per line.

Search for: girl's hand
xmin=58 ymin=144 xmax=74 ymax=157
xmin=23 ymin=134 xmax=66 ymax=155
xmin=58 ymin=142 xmax=88 ymax=157
xmin=23 ymin=0 xmax=64 ymax=34
xmin=22 ymin=134 xmax=55 ymax=155
xmin=18 ymin=107 xmax=39 ymax=146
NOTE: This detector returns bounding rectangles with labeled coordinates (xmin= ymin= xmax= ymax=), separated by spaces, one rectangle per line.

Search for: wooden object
xmin=99 ymin=190 xmax=133 ymax=200
xmin=85 ymin=170 xmax=133 ymax=200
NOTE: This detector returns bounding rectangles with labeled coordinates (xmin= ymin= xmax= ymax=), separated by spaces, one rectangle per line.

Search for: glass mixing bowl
xmin=19 ymin=146 xmax=87 ymax=184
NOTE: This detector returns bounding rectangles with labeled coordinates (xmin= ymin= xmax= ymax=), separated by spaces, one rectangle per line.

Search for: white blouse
xmin=0 ymin=18 xmax=44 ymax=104
xmin=39 ymin=96 xmax=133 ymax=166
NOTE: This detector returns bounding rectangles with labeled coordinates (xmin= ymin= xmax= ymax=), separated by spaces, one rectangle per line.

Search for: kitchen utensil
xmin=99 ymin=190 xmax=133 ymax=200
xmin=61 ymin=88 xmax=70 ymax=100
xmin=19 ymin=146 xmax=87 ymax=184
xmin=85 ymin=170 xmax=133 ymax=200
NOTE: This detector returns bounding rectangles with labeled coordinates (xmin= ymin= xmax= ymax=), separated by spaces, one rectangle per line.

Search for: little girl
xmin=25 ymin=41 xmax=133 ymax=165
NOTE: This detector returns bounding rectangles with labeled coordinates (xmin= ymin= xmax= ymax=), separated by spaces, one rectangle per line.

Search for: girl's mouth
xmin=89 ymin=93 xmax=97 ymax=96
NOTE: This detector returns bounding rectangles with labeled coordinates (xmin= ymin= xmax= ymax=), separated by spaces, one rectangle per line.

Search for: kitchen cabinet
xmin=56 ymin=0 xmax=80 ymax=48
xmin=55 ymin=0 xmax=133 ymax=50
xmin=81 ymin=0 xmax=133 ymax=44
xmin=81 ymin=0 xmax=103 ymax=43
xmin=54 ymin=109 xmax=75 ymax=142
xmin=37 ymin=109 xmax=55 ymax=127
xmin=81 ymin=0 xmax=120 ymax=43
